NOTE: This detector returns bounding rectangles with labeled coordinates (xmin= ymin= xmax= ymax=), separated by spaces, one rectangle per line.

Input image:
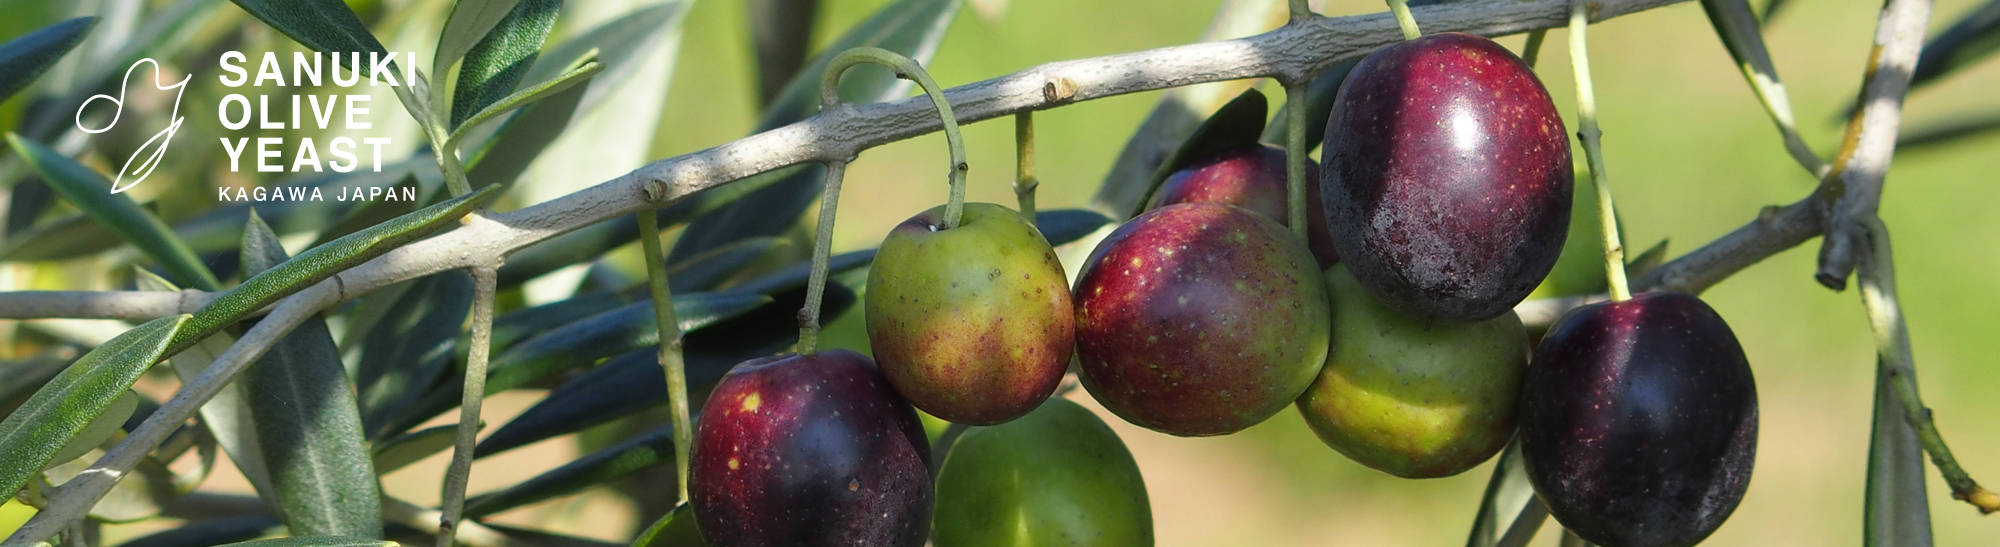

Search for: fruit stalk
xmin=818 ymin=47 xmax=970 ymax=229
xmin=1015 ymin=112 xmax=1039 ymax=225
xmin=437 ymin=266 xmax=498 ymax=547
xmin=1521 ymin=29 xmax=1548 ymax=69
xmin=1289 ymin=0 xmax=1314 ymax=20
xmin=1855 ymin=216 xmax=2000 ymax=515
xmin=1386 ymin=0 xmax=1423 ymax=40
xmin=636 ymin=210 xmax=693 ymax=503
xmin=1567 ymin=1 xmax=1632 ymax=302
xmin=797 ymin=159 xmax=848 ymax=355
xmin=1284 ymin=82 xmax=1309 ymax=237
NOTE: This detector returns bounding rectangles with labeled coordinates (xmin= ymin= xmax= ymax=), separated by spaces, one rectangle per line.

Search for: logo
xmin=76 ymin=59 xmax=189 ymax=194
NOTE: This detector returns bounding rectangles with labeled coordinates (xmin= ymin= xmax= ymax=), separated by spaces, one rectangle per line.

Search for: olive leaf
xmin=747 ymin=0 xmax=820 ymax=104
xmin=356 ymin=271 xmax=473 ymax=440
xmin=1131 ymin=88 xmax=1268 ymax=219
xmin=0 ymin=17 xmax=98 ymax=104
xmin=630 ymin=502 xmax=705 ymax=547
xmin=1864 ymin=362 xmax=1934 ymax=546
xmin=1464 ymin=441 xmax=1535 ymax=547
xmin=1699 ymin=0 xmax=1822 ymax=175
xmin=370 ymin=423 xmax=464 ymax=475
xmin=0 ymin=314 xmax=189 ymax=499
xmin=238 ymin=213 xmax=382 ymax=538
xmin=117 ymin=515 xmax=286 ymax=547
xmin=8 ymin=133 xmax=221 ymax=291
xmin=214 ymin=537 xmax=397 ymax=547
xmin=434 ymin=0 xmax=530 ymax=90
xmin=228 ymin=0 xmax=387 ymax=57
xmin=462 ymin=421 xmax=683 ymax=518
xmin=1910 ymin=0 xmax=2000 ymax=91
xmin=449 ymin=0 xmax=561 ymax=129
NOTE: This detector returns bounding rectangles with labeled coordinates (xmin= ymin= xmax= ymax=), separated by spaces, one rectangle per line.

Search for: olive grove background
xmin=0 ymin=0 xmax=1995 ymax=545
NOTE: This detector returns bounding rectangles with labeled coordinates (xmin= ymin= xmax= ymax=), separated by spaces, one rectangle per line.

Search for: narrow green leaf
xmin=448 ymin=60 xmax=603 ymax=146
xmin=1132 ymin=88 xmax=1268 ymax=219
xmin=1625 ymin=239 xmax=1670 ymax=278
xmin=228 ymin=0 xmax=387 ymax=57
xmin=0 ymin=314 xmax=189 ymax=498
xmin=308 ymin=176 xmax=425 ymax=249
xmin=1897 ymin=112 xmax=2000 ymax=151
xmin=41 ymin=452 xmax=181 ymax=523
xmin=1699 ymin=0 xmax=1822 ymax=175
xmin=490 ymin=292 xmax=629 ymax=352
xmin=239 ymin=214 xmax=383 ymax=538
xmin=462 ymin=422 xmax=681 ymax=518
xmin=476 ymin=284 xmax=857 ymax=458
xmin=496 ymin=171 xmax=784 ymax=287
xmin=461 ymin=1 xmax=690 ymax=188
xmin=435 ymin=0 xmax=529 ymax=88
xmin=0 ymin=17 xmax=98 ymax=104
xmin=480 ymin=292 xmax=771 ymax=397
xmin=666 ymin=0 xmax=964 ymax=263
xmin=450 ymin=0 xmax=562 ymax=129
xmin=214 ymin=537 xmax=396 ymax=547
xmin=7 ymin=133 xmax=221 ymax=291
xmin=44 ymin=390 xmax=137 ymax=469
xmin=1864 ymin=361 xmax=1934 ymax=546
xmin=747 ymin=0 xmax=820 ymax=105
xmin=371 ymin=423 xmax=464 ymax=475
xmin=0 ymin=213 xmax=122 ymax=262
xmin=651 ymin=236 xmax=786 ymax=294
xmin=357 ymin=272 xmax=474 ymax=440
xmin=163 ymin=329 xmax=276 ymax=497
xmin=1465 ymin=441 xmax=1534 ymax=547
xmin=1910 ymin=0 xmax=2000 ymax=90
xmin=630 ymin=502 xmax=705 ymax=547
xmin=173 ymin=184 xmax=501 ymax=353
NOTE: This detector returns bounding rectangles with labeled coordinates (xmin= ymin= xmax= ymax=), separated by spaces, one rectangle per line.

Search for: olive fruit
xmin=1073 ymin=202 xmax=1330 ymax=437
xmin=689 ymin=350 xmax=932 ymax=547
xmin=1298 ymin=264 xmax=1527 ymax=478
xmin=933 ymin=398 xmax=1153 ymax=547
xmin=1147 ymin=144 xmax=1339 ymax=267
xmin=1319 ymin=32 xmax=1572 ymax=323
xmin=866 ymin=203 xmax=1073 ymax=425
xmin=1519 ymin=292 xmax=1758 ymax=547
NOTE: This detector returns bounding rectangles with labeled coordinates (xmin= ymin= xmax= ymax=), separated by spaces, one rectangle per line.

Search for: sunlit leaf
xmin=229 ymin=0 xmax=388 ymax=57
xmin=0 ymin=314 xmax=188 ymax=498
xmin=449 ymin=0 xmax=560 ymax=129
xmin=630 ymin=502 xmax=705 ymax=547
xmin=435 ymin=0 xmax=529 ymax=93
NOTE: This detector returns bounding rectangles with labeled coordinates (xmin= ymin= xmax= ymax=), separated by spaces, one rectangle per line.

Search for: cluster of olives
xmin=687 ymin=32 xmax=1758 ymax=547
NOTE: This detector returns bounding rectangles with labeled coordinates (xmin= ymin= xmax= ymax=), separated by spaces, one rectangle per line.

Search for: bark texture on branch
xmin=1814 ymin=0 xmax=1931 ymax=290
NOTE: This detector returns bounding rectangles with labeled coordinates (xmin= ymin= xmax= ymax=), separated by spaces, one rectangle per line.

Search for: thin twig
xmin=1813 ymin=0 xmax=1931 ymax=290
xmin=1015 ymin=112 xmax=1039 ymax=223
xmin=1568 ymin=0 xmax=1631 ymax=302
xmin=1284 ymin=81 xmax=1310 ymax=236
xmin=1855 ymin=217 xmax=1999 ymax=514
xmin=636 ymin=211 xmax=692 ymax=503
xmin=437 ymin=266 xmax=500 ymax=547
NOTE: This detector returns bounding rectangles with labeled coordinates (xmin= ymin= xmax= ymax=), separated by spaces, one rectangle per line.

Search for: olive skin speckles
xmin=1320 ymin=32 xmax=1573 ymax=323
xmin=1072 ymin=202 xmax=1331 ymax=437
xmin=1519 ymin=292 xmax=1758 ymax=547
xmin=689 ymin=350 xmax=933 ymax=547
xmin=866 ymin=203 xmax=1074 ymax=426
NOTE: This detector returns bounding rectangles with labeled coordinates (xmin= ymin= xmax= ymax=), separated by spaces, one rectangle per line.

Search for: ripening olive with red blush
xmin=1320 ymin=32 xmax=1573 ymax=323
xmin=1073 ymin=202 xmax=1331 ymax=437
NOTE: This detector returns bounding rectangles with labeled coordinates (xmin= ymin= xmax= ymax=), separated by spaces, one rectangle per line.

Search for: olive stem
xmin=437 ymin=265 xmax=498 ymax=547
xmin=636 ymin=210 xmax=693 ymax=504
xmin=1284 ymin=82 xmax=1311 ymax=237
xmin=1289 ymin=0 xmax=1315 ymax=21
xmin=1521 ymin=29 xmax=1548 ymax=69
xmin=1015 ymin=112 xmax=1039 ymax=225
xmin=819 ymin=47 xmax=969 ymax=229
xmin=1855 ymin=216 xmax=2000 ymax=515
xmin=1567 ymin=1 xmax=1632 ymax=302
xmin=797 ymin=159 xmax=849 ymax=355
xmin=1386 ymin=0 xmax=1423 ymax=40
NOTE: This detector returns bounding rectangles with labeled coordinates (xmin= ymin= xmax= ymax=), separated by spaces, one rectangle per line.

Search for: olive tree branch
xmin=1813 ymin=0 xmax=1930 ymax=291
xmin=3 ymin=2 xmax=1703 ymax=541
xmin=438 ymin=266 xmax=501 ymax=547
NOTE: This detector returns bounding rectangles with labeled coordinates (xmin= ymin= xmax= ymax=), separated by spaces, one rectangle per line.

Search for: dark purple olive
xmin=1320 ymin=32 xmax=1572 ymax=322
xmin=1519 ymin=292 xmax=1758 ymax=547
xmin=689 ymin=350 xmax=932 ymax=547
xmin=1148 ymin=144 xmax=1339 ymax=267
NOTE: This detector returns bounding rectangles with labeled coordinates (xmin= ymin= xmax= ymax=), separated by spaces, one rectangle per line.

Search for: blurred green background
xmin=3 ymin=0 xmax=1998 ymax=545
